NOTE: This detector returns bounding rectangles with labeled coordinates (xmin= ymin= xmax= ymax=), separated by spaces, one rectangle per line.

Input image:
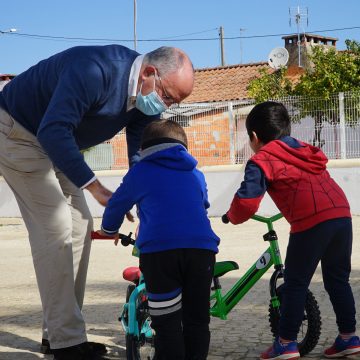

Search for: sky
xmin=1 ymin=0 xmax=360 ymax=75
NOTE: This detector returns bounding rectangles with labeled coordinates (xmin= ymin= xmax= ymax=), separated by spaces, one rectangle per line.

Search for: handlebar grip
xmin=221 ymin=214 xmax=230 ymax=224
xmin=91 ymin=231 xmax=115 ymax=240
xmin=120 ymin=232 xmax=134 ymax=247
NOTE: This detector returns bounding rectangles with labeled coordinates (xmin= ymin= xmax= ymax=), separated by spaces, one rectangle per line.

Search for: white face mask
xmin=135 ymin=75 xmax=168 ymax=115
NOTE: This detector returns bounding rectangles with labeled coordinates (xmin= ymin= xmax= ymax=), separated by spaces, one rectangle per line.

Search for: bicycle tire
xmin=268 ymin=285 xmax=321 ymax=356
xmin=124 ymin=286 xmax=155 ymax=360
xmin=125 ymin=321 xmax=155 ymax=360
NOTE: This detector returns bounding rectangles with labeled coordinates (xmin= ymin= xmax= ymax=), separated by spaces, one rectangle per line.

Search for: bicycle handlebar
xmin=251 ymin=213 xmax=283 ymax=224
xmin=90 ymin=231 xmax=136 ymax=247
xmin=221 ymin=213 xmax=283 ymax=225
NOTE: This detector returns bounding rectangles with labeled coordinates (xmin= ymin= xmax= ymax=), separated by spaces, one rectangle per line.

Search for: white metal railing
xmin=84 ymin=92 xmax=360 ymax=170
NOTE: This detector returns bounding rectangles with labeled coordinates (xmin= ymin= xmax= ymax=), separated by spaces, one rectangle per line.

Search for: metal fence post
xmin=228 ymin=102 xmax=235 ymax=164
xmin=339 ymin=92 xmax=347 ymax=159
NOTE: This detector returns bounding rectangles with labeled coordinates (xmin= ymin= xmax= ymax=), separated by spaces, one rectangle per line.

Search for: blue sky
xmin=1 ymin=0 xmax=360 ymax=74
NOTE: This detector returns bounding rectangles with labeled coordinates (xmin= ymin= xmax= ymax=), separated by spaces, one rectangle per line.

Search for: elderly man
xmin=0 ymin=73 xmax=15 ymax=91
xmin=0 ymin=45 xmax=194 ymax=360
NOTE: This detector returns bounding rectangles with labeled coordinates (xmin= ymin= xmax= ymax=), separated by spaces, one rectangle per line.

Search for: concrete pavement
xmin=0 ymin=216 xmax=359 ymax=359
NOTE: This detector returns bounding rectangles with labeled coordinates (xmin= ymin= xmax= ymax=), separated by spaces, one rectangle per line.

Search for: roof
xmin=0 ymin=74 xmax=16 ymax=80
xmin=184 ymin=62 xmax=273 ymax=103
xmin=282 ymin=33 xmax=338 ymax=42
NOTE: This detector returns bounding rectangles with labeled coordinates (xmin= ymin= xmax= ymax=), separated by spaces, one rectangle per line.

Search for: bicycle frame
xmin=121 ymin=280 xmax=147 ymax=337
xmin=210 ymin=213 xmax=284 ymax=320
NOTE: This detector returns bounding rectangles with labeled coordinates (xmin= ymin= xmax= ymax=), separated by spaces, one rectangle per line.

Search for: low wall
xmin=1 ymin=160 xmax=359 ymax=218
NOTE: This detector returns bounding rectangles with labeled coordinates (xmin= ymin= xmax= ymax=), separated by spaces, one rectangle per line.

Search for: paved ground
xmin=0 ymin=216 xmax=359 ymax=360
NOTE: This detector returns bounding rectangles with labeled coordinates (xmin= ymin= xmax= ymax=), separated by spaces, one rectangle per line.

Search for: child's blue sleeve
xmin=194 ymin=169 xmax=210 ymax=209
xmin=227 ymin=161 xmax=267 ymax=224
xmin=101 ymin=172 xmax=137 ymax=235
xmin=236 ymin=160 xmax=267 ymax=199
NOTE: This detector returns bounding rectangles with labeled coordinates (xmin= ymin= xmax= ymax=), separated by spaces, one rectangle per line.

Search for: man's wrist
xmin=81 ymin=176 xmax=97 ymax=190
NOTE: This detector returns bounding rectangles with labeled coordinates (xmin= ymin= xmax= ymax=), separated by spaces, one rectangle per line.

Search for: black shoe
xmin=42 ymin=340 xmax=108 ymax=359
xmin=52 ymin=342 xmax=109 ymax=360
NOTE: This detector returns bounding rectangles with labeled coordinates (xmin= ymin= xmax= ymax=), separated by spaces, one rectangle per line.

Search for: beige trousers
xmin=0 ymin=107 xmax=93 ymax=349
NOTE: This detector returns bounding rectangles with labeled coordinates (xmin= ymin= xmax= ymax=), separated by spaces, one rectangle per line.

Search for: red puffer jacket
xmin=228 ymin=139 xmax=351 ymax=233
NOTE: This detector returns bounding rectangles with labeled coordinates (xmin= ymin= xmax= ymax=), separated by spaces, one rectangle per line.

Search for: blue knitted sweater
xmin=0 ymin=45 xmax=157 ymax=187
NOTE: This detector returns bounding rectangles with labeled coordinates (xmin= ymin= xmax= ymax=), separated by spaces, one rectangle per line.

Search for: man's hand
xmin=85 ymin=179 xmax=112 ymax=206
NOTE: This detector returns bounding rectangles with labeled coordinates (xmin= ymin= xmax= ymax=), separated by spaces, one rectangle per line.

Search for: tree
xmin=247 ymin=67 xmax=293 ymax=103
xmin=248 ymin=40 xmax=360 ymax=148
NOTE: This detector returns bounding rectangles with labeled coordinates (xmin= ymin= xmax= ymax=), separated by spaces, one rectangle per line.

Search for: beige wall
xmin=1 ymin=161 xmax=360 ymax=218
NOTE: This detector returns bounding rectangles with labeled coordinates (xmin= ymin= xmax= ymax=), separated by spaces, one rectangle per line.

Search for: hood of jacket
xmin=260 ymin=137 xmax=327 ymax=174
xmin=139 ymin=143 xmax=197 ymax=171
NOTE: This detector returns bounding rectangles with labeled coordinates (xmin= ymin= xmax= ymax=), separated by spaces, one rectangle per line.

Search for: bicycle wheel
xmin=268 ymin=285 xmax=321 ymax=356
xmin=125 ymin=285 xmax=155 ymax=360
xmin=126 ymin=332 xmax=155 ymax=360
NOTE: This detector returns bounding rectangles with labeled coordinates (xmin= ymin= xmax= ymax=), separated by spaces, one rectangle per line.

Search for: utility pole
xmin=133 ymin=0 xmax=137 ymax=51
xmin=219 ymin=26 xmax=225 ymax=66
xmin=240 ymin=28 xmax=246 ymax=64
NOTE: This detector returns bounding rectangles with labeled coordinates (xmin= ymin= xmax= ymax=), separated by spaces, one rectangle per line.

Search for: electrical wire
xmin=1 ymin=26 xmax=360 ymax=43
xmin=159 ymin=27 xmax=218 ymax=39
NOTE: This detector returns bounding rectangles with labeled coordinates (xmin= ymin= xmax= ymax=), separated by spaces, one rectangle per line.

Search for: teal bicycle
xmin=92 ymin=213 xmax=322 ymax=360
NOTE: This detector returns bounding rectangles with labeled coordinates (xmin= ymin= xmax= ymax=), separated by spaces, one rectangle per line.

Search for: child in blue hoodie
xmin=100 ymin=119 xmax=219 ymax=360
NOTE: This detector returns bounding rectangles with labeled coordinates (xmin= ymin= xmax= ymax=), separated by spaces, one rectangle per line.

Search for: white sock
xmin=340 ymin=332 xmax=356 ymax=341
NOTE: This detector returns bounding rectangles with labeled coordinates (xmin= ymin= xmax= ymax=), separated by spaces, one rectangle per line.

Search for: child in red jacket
xmin=225 ymin=101 xmax=359 ymax=359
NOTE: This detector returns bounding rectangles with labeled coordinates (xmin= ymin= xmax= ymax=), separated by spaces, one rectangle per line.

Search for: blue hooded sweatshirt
xmin=101 ymin=144 xmax=219 ymax=254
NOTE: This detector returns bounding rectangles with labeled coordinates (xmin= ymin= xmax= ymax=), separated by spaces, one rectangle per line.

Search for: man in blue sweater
xmin=0 ymin=45 xmax=194 ymax=360
xmin=100 ymin=119 xmax=219 ymax=360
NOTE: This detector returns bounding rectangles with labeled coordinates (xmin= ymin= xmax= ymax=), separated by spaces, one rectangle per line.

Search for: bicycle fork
xmin=266 ymin=229 xmax=284 ymax=313
xmin=210 ymin=227 xmax=284 ymax=319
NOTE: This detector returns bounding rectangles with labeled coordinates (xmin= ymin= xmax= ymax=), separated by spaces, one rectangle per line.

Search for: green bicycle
xmin=92 ymin=213 xmax=321 ymax=359
xmin=213 ymin=213 xmax=321 ymax=356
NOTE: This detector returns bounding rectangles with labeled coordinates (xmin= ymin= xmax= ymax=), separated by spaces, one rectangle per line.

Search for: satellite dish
xmin=268 ymin=47 xmax=289 ymax=69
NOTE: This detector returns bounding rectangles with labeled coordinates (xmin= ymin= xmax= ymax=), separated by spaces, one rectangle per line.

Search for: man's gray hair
xmin=143 ymin=47 xmax=190 ymax=76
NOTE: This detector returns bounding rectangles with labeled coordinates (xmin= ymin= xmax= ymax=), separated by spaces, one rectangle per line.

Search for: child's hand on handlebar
xmin=94 ymin=229 xmax=120 ymax=245
xmin=126 ymin=211 xmax=135 ymax=222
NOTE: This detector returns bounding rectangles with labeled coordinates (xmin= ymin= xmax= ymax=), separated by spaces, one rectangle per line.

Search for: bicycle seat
xmin=123 ymin=266 xmax=141 ymax=283
xmin=214 ymin=261 xmax=239 ymax=278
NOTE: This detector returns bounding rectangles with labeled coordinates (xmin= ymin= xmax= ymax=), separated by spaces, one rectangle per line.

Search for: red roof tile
xmin=184 ymin=62 xmax=273 ymax=103
xmin=285 ymin=65 xmax=305 ymax=85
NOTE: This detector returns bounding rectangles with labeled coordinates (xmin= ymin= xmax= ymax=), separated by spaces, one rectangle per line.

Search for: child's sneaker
xmin=324 ymin=335 xmax=360 ymax=358
xmin=260 ymin=337 xmax=300 ymax=360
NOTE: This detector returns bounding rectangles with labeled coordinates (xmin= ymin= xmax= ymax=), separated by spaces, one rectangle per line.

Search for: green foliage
xmin=295 ymin=45 xmax=360 ymax=98
xmin=345 ymin=39 xmax=360 ymax=53
xmin=247 ymin=67 xmax=293 ymax=103
xmin=247 ymin=40 xmax=360 ymax=147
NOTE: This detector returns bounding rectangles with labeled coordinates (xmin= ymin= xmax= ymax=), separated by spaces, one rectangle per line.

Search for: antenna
xmin=133 ymin=0 xmax=137 ymax=51
xmin=268 ymin=47 xmax=289 ymax=69
xmin=289 ymin=5 xmax=309 ymax=67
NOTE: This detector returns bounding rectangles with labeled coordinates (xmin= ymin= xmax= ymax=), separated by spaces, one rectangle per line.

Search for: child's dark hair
xmin=246 ymin=101 xmax=291 ymax=144
xmin=141 ymin=119 xmax=188 ymax=150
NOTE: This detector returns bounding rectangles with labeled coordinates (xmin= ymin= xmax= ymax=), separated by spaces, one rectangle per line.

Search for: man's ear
xmin=140 ymin=65 xmax=156 ymax=81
